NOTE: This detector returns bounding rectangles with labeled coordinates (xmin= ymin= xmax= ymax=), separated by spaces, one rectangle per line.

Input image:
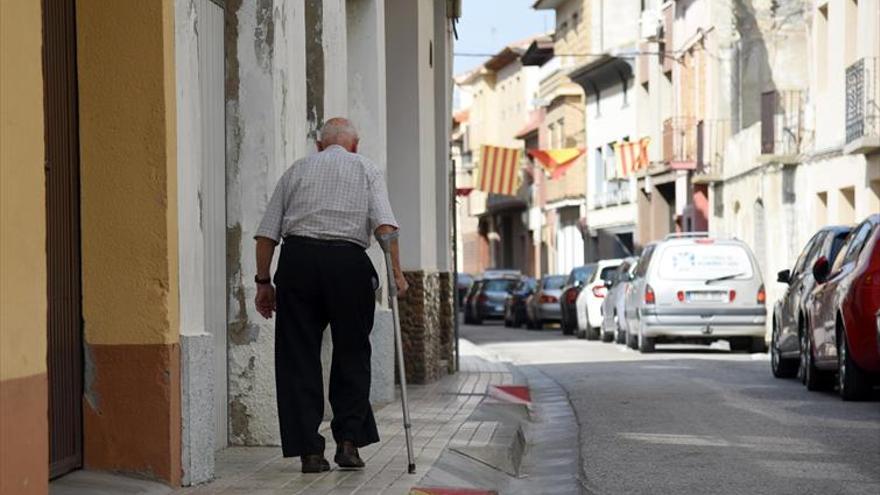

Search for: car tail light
xmin=566 ymin=289 xmax=578 ymax=304
xmin=676 ymin=290 xmax=685 ymax=302
xmin=540 ymin=294 xmax=558 ymax=304
xmin=645 ymin=285 xmax=656 ymax=304
xmin=695 ymin=238 xmax=715 ymax=244
xmin=757 ymin=285 xmax=766 ymax=304
xmin=592 ymin=285 xmax=607 ymax=298
xmin=729 ymin=290 xmax=737 ymax=302
xmin=478 ymin=294 xmax=488 ymax=303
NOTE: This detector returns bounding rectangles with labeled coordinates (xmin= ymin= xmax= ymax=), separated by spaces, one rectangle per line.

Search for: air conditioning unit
xmin=640 ymin=9 xmax=662 ymax=42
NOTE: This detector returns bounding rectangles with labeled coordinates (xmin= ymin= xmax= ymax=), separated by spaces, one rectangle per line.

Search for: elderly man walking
xmin=253 ymin=117 xmax=407 ymax=473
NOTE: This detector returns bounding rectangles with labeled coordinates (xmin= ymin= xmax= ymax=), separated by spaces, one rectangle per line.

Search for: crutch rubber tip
xmin=408 ymin=464 xmax=416 ymax=474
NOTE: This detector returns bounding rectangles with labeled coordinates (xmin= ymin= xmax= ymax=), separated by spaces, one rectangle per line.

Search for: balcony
xmin=663 ymin=117 xmax=698 ymax=166
xmin=695 ymin=119 xmax=730 ymax=182
xmin=845 ymin=57 xmax=880 ymax=154
xmin=760 ymin=90 xmax=808 ymax=163
xmin=662 ymin=117 xmax=729 ymax=181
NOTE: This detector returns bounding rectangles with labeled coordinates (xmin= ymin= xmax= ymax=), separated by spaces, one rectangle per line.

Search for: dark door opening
xmin=43 ymin=0 xmax=83 ymax=479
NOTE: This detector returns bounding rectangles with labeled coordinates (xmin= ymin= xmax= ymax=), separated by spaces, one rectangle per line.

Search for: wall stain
xmin=224 ymin=0 xmax=242 ymax=101
xmin=255 ymin=0 xmax=275 ymax=72
xmin=226 ymin=222 xmax=259 ymax=346
xmin=305 ymin=0 xmax=325 ymax=139
xmin=83 ymin=342 xmax=100 ymax=411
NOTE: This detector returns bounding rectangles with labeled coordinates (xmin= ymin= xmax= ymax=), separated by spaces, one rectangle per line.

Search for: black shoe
xmin=300 ymin=454 xmax=331 ymax=473
xmin=334 ymin=441 xmax=365 ymax=469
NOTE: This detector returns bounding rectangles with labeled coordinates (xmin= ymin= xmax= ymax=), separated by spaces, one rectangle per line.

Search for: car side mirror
xmin=777 ymin=269 xmax=791 ymax=284
xmin=604 ymin=279 xmax=614 ymax=289
xmin=812 ymin=256 xmax=830 ymax=283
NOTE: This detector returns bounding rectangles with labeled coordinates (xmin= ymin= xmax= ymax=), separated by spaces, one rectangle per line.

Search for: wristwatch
xmin=255 ymin=275 xmax=272 ymax=285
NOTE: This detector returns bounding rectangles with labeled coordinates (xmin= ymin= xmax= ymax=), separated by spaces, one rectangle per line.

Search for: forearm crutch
xmin=376 ymin=231 xmax=416 ymax=474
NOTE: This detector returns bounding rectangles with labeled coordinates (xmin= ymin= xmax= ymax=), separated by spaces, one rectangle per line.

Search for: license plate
xmin=687 ymin=291 xmax=727 ymax=303
xmin=495 ymin=305 xmax=504 ymax=311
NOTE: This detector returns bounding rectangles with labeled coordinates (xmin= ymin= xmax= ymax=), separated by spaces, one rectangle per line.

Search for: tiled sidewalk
xmin=175 ymin=345 xmax=515 ymax=495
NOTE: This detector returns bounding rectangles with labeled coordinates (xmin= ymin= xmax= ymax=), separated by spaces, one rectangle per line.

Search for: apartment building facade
xmin=715 ymin=0 xmax=880 ymax=321
xmin=532 ymin=0 xmax=590 ymax=276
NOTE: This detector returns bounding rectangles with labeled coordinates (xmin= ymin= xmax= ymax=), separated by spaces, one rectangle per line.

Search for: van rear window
xmin=657 ymin=244 xmax=754 ymax=281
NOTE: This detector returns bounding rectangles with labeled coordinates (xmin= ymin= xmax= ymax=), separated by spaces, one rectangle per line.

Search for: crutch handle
xmin=375 ymin=229 xmax=399 ymax=253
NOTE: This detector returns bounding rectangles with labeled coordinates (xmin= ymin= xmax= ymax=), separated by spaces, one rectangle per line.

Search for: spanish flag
xmin=477 ymin=145 xmax=522 ymax=196
xmin=528 ymin=148 xmax=585 ymax=179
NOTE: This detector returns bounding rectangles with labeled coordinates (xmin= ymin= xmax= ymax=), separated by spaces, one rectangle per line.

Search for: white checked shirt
xmin=255 ymin=145 xmax=398 ymax=248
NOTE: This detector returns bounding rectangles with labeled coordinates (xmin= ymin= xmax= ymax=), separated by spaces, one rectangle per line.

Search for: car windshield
xmin=598 ymin=266 xmax=618 ymax=281
xmin=657 ymin=243 xmax=755 ymax=281
xmin=542 ymin=276 xmax=567 ymax=290
xmin=483 ymin=279 xmax=517 ymax=292
xmin=570 ymin=266 xmax=596 ymax=285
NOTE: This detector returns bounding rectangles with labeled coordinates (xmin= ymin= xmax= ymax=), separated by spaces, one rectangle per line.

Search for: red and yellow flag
xmin=528 ymin=148 xmax=585 ymax=179
xmin=614 ymin=137 xmax=651 ymax=177
xmin=478 ymin=145 xmax=522 ymax=196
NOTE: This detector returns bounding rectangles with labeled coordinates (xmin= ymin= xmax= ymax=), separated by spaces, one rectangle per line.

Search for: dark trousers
xmin=274 ymin=236 xmax=380 ymax=457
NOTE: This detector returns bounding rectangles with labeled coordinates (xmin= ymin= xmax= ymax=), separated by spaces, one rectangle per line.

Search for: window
xmin=816 ymin=191 xmax=828 ymax=228
xmin=634 ymin=245 xmax=655 ymax=278
xmin=542 ymin=275 xmax=567 ymax=290
xmin=622 ymin=78 xmax=629 ymax=107
xmin=833 ymin=221 xmax=876 ymax=271
xmin=656 ymin=244 xmax=756 ymax=281
xmin=792 ymin=231 xmax=823 ymax=276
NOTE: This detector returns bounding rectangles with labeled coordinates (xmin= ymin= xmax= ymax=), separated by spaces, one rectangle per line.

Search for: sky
xmin=453 ymin=0 xmax=553 ymax=77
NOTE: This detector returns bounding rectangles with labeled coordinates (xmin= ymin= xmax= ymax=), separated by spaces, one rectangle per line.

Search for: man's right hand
xmin=395 ymin=273 xmax=409 ymax=298
xmin=255 ymin=284 xmax=276 ymax=319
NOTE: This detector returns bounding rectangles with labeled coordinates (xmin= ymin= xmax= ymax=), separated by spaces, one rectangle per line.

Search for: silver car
xmin=601 ymin=257 xmax=637 ymax=344
xmin=624 ymin=234 xmax=767 ymax=353
xmin=526 ymin=275 xmax=567 ymax=330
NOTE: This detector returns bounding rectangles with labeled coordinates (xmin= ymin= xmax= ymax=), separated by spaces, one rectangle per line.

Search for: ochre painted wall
xmin=0 ymin=0 xmax=50 ymax=493
xmin=76 ymin=0 xmax=181 ymax=484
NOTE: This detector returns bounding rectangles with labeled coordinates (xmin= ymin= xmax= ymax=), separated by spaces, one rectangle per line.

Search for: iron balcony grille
xmin=761 ymin=90 xmax=807 ymax=156
xmin=846 ymin=57 xmax=880 ymax=145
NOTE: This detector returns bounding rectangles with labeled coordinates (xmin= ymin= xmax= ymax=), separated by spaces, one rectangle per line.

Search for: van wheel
xmin=838 ymin=325 xmax=872 ymax=401
xmin=576 ymin=328 xmax=586 ymax=339
xmin=638 ymin=331 xmax=655 ymax=353
xmin=601 ymin=329 xmax=614 ymax=343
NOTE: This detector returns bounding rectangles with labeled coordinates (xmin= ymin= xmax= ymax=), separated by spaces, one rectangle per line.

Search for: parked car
xmin=468 ymin=276 xmax=520 ymax=325
xmin=601 ymin=257 xmax=638 ymax=344
xmin=771 ymin=226 xmax=851 ymax=378
xmin=623 ymin=234 xmax=767 ymax=353
xmin=504 ymin=277 xmax=536 ymax=328
xmin=463 ymin=279 xmax=483 ymax=324
xmin=803 ymin=214 xmax=880 ymax=400
xmin=560 ymin=265 xmax=597 ymax=335
xmin=576 ymin=258 xmax=625 ymax=340
xmin=456 ymin=273 xmax=474 ymax=308
xmin=525 ymin=275 xmax=567 ymax=330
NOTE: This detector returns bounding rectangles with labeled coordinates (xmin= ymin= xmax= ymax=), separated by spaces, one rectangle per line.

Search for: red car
xmin=803 ymin=214 xmax=880 ymax=400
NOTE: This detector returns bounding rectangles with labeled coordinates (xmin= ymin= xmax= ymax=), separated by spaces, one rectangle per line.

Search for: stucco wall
xmin=76 ymin=0 xmax=182 ymax=483
xmin=0 ymin=0 xmax=49 ymax=492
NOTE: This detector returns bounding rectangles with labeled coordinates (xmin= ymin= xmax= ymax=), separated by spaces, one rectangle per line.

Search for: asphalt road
xmin=461 ymin=320 xmax=880 ymax=495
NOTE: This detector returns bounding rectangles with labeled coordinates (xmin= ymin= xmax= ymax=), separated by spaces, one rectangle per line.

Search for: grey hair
xmin=319 ymin=117 xmax=358 ymax=144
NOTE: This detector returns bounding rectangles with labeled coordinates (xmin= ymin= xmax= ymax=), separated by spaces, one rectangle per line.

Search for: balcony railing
xmin=663 ymin=117 xmax=728 ymax=179
xmin=695 ymin=119 xmax=730 ymax=179
xmin=761 ymin=90 xmax=807 ymax=157
xmin=845 ymin=57 xmax=880 ymax=152
xmin=663 ymin=117 xmax=698 ymax=164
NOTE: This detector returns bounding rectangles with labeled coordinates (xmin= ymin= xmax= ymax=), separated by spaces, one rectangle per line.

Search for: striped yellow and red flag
xmin=614 ymin=137 xmax=651 ymax=177
xmin=477 ymin=145 xmax=522 ymax=196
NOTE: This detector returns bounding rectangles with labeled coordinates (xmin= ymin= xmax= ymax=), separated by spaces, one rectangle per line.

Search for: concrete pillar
xmin=434 ymin=0 xmax=452 ymax=272
xmin=385 ymin=0 xmax=437 ymax=271
xmin=346 ymin=0 xmax=394 ymax=405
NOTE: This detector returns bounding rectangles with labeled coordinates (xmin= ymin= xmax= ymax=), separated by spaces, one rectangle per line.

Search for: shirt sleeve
xmin=254 ymin=173 xmax=287 ymax=243
xmin=367 ymin=167 xmax=399 ymax=231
